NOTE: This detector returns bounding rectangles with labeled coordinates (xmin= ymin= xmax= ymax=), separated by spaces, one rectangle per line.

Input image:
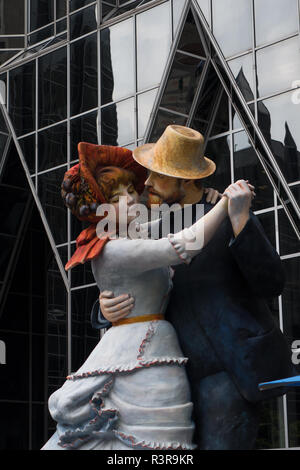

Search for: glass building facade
xmin=0 ymin=0 xmax=299 ymax=449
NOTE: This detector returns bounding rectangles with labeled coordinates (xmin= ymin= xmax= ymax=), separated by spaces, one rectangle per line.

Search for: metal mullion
xmin=36 ymin=163 xmax=68 ymax=177
xmin=158 ymin=106 xmax=189 ymax=118
xmin=203 ymin=86 xmax=224 ymax=144
xmin=29 ymin=21 xmax=56 ymax=36
xmin=192 ymin=0 xmax=300 ymax=225
xmin=281 ymin=252 xmax=300 ymax=260
xmin=256 ymin=87 xmax=300 ymax=104
xmin=71 ymin=282 xmax=97 ymax=291
xmin=69 ymin=1 xmax=97 ymax=16
xmin=254 ymin=32 xmax=299 ymax=53
xmin=0 ymin=135 xmax=12 ymax=178
xmin=133 ymin=12 xmax=138 ymax=146
xmin=186 ymin=58 xmax=210 ymax=127
xmin=35 ymin=58 xmax=38 ymax=186
xmin=229 ymin=100 xmax=234 ymax=184
xmin=176 ymin=49 xmax=206 ymax=61
xmin=143 ymin=0 xmax=191 ymax=143
xmin=192 ymin=3 xmax=210 ymax=58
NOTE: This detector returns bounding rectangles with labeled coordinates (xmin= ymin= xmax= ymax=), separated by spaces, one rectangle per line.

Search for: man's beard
xmin=146 ymin=189 xmax=184 ymax=208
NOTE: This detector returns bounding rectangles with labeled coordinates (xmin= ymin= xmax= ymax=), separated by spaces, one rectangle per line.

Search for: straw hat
xmin=133 ymin=125 xmax=216 ymax=179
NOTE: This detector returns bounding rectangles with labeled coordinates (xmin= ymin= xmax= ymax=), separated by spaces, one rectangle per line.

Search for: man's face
xmin=144 ymin=171 xmax=185 ymax=206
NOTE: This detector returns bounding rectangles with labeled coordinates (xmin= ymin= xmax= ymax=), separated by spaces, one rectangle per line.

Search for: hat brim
xmin=133 ymin=143 xmax=216 ymax=180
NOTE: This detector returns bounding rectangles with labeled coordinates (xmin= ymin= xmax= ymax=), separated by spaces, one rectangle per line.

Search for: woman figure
xmin=42 ymin=133 xmax=253 ymax=450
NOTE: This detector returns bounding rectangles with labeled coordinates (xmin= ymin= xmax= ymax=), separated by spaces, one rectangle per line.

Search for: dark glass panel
xmin=0 ymin=293 xmax=29 ymax=332
xmin=38 ymin=166 xmax=68 ymax=245
xmin=70 ymin=33 xmax=97 ymax=116
xmin=0 ymin=403 xmax=29 ymax=450
xmin=28 ymin=24 xmax=55 ymax=46
xmin=70 ymin=111 xmax=98 ymax=161
xmin=70 ymin=5 xmax=97 ymax=41
xmin=0 ymin=37 xmax=24 ymax=48
xmin=255 ymin=397 xmax=285 ymax=449
xmin=137 ymin=88 xmax=158 ymax=139
xmin=71 ymin=285 xmax=99 ymax=372
xmin=0 ymin=235 xmax=15 ymax=282
xmin=287 ymin=388 xmax=300 ymax=448
xmin=71 ymin=218 xmax=89 ymax=242
xmin=71 ymin=243 xmax=94 ymax=288
xmin=150 ymin=108 xmax=187 ymax=143
xmin=56 ymin=0 xmax=67 ymax=18
xmin=70 ymin=0 xmax=95 ymax=12
xmin=38 ymin=47 xmax=67 ymax=128
xmin=0 ymin=0 xmax=24 ymax=34
xmin=212 ymin=0 xmax=252 ymax=58
xmin=19 ymin=134 xmax=36 ymax=174
xmin=233 ymin=131 xmax=274 ymax=211
xmin=32 ymin=334 xmax=46 ymax=401
xmin=0 ymin=140 xmax=29 ymax=189
xmin=0 ymin=51 xmax=19 ymax=66
xmin=257 ymin=211 xmax=276 ymax=248
xmin=9 ymin=62 xmax=36 ymax=136
xmin=204 ymin=136 xmax=231 ymax=193
xmin=278 ymin=208 xmax=300 ymax=256
xmin=228 ymin=53 xmax=254 ymax=103
xmin=29 ymin=0 xmax=54 ymax=31
xmin=31 ymin=404 xmax=47 ymax=450
xmin=101 ymin=97 xmax=134 ymax=146
xmin=254 ymin=0 xmax=298 ymax=47
xmin=161 ymin=53 xmax=205 ymax=115
xmin=0 ymin=331 xmax=29 ymax=400
xmin=136 ymin=2 xmax=171 ymax=91
xmin=38 ymin=122 xmax=67 ymax=172
xmin=100 ymin=19 xmax=134 ymax=105
xmin=210 ymin=91 xmax=229 ymax=137
xmin=173 ymin=0 xmax=188 ymax=33
xmin=177 ymin=9 xmax=205 ymax=57
xmin=0 ymin=186 xmax=28 ymax=236
xmin=0 ymin=133 xmax=8 ymax=156
xmin=192 ymin=64 xmax=221 ymax=136
xmin=32 ymin=295 xmax=47 ymax=335
xmin=257 ymin=37 xmax=300 ymax=99
xmin=258 ymin=91 xmax=300 ymax=183
xmin=56 ymin=18 xmax=67 ymax=33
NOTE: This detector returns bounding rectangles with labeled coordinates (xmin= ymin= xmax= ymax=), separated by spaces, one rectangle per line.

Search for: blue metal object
xmin=259 ymin=375 xmax=300 ymax=391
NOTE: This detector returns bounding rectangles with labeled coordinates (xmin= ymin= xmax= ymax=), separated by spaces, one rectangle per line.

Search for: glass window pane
xmin=70 ymin=5 xmax=97 ymax=41
xmin=196 ymin=0 xmax=210 ymax=25
xmin=29 ymin=0 xmax=54 ymax=31
xmin=258 ymin=91 xmax=300 ymax=183
xmin=19 ymin=134 xmax=36 ymax=174
xmin=38 ymin=47 xmax=67 ymax=128
xmin=0 ymin=51 xmax=20 ymax=66
xmin=173 ymin=0 xmax=187 ymax=34
xmin=9 ymin=62 xmax=36 ymax=136
xmin=278 ymin=207 xmax=300 ymax=256
xmin=56 ymin=18 xmax=67 ymax=33
xmin=70 ymin=110 xmax=98 ymax=160
xmin=137 ymin=2 xmax=171 ymax=91
xmin=228 ymin=53 xmax=254 ymax=102
xmin=254 ymin=0 xmax=298 ymax=47
xmin=233 ymin=131 xmax=274 ymax=210
xmin=161 ymin=53 xmax=205 ymax=115
xmin=70 ymin=33 xmax=97 ymax=116
xmin=0 ymin=332 xmax=29 ymax=400
xmin=38 ymin=166 xmax=68 ymax=244
xmin=204 ymin=136 xmax=231 ymax=193
xmin=0 ymin=37 xmax=24 ymax=48
xmin=256 ymin=37 xmax=300 ymax=99
xmin=0 ymin=186 xmax=27 ymax=236
xmin=38 ymin=122 xmax=67 ymax=172
xmin=137 ymin=88 xmax=158 ymax=139
xmin=210 ymin=91 xmax=229 ymax=137
xmin=257 ymin=211 xmax=276 ymax=248
xmin=101 ymin=97 xmax=135 ymax=146
xmin=70 ymin=0 xmax=95 ymax=12
xmin=28 ymin=24 xmax=54 ymax=46
xmin=0 ymin=0 xmax=25 ymax=34
xmin=177 ymin=9 xmax=206 ymax=57
xmin=56 ymin=0 xmax=67 ymax=18
xmin=100 ymin=19 xmax=134 ymax=105
xmin=150 ymin=108 xmax=187 ymax=143
xmin=212 ymin=0 xmax=252 ymax=58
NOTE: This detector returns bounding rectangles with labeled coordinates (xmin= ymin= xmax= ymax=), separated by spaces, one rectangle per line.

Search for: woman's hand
xmin=222 ymin=180 xmax=256 ymax=237
xmin=99 ymin=291 xmax=134 ymax=322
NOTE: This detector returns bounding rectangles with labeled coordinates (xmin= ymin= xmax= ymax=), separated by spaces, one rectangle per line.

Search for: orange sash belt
xmin=112 ymin=314 xmax=164 ymax=327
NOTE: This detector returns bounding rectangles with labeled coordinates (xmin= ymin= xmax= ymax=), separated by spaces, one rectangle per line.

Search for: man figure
xmin=91 ymin=125 xmax=294 ymax=450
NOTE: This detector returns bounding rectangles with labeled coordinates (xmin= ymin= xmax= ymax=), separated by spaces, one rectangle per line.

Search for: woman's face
xmin=109 ymin=182 xmax=140 ymax=225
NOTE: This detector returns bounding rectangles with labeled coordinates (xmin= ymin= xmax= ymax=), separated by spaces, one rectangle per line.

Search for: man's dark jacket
xmin=91 ymin=196 xmax=294 ymax=403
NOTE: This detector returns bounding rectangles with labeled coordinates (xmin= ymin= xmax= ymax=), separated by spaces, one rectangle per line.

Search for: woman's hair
xmin=95 ymin=166 xmax=138 ymax=201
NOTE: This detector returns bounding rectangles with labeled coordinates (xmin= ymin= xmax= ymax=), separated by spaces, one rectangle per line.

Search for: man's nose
xmin=145 ymin=172 xmax=153 ymax=186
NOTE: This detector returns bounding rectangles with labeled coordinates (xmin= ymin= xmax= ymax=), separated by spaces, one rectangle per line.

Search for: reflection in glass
xmin=56 ymin=0 xmax=67 ymax=18
xmin=0 ymin=0 xmax=24 ymax=34
xmin=257 ymin=211 xmax=276 ymax=248
xmin=28 ymin=24 xmax=55 ymax=46
xmin=38 ymin=166 xmax=68 ymax=245
xmin=0 ymin=133 xmax=8 ymax=157
xmin=196 ymin=0 xmax=210 ymax=24
xmin=258 ymin=91 xmax=300 ymax=183
xmin=172 ymin=0 xmax=187 ymax=34
xmin=9 ymin=62 xmax=36 ymax=136
xmin=228 ymin=53 xmax=254 ymax=102
xmin=210 ymin=91 xmax=229 ymax=137
xmin=161 ymin=53 xmax=205 ymax=115
xmin=278 ymin=208 xmax=300 ymax=256
xmin=0 ymin=51 xmax=20 ymax=66
xmin=56 ymin=18 xmax=67 ymax=34
xmin=29 ymin=0 xmax=54 ymax=31
xmin=70 ymin=5 xmax=97 ymax=41
xmin=212 ymin=0 xmax=252 ymax=58
xmin=71 ymin=243 xmax=94 ymax=288
xmin=70 ymin=33 xmax=97 ymax=116
xmin=256 ymin=37 xmax=300 ymax=99
xmin=101 ymin=19 xmax=134 ymax=105
xmin=1 ymin=140 xmax=29 ymax=189
xmin=0 ymin=332 xmax=29 ymax=401
xmin=0 ymin=186 xmax=27 ymax=236
xmin=137 ymin=3 xmax=171 ymax=91
xmin=204 ymin=136 xmax=230 ymax=193
xmin=137 ymin=88 xmax=158 ymax=139
xmin=19 ymin=134 xmax=36 ymax=174
xmin=177 ymin=9 xmax=205 ymax=57
xmin=233 ymin=131 xmax=274 ymax=211
xmin=0 ymin=37 xmax=24 ymax=48
xmin=70 ymin=0 xmax=95 ymax=12
xmin=0 ymin=236 xmax=15 ymax=281
xmin=70 ymin=111 xmax=98 ymax=161
xmin=38 ymin=122 xmax=67 ymax=172
xmin=255 ymin=397 xmax=285 ymax=449
xmin=150 ymin=108 xmax=187 ymax=143
xmin=101 ymin=98 xmax=134 ymax=146
xmin=254 ymin=0 xmax=298 ymax=47
xmin=38 ymin=47 xmax=67 ymax=128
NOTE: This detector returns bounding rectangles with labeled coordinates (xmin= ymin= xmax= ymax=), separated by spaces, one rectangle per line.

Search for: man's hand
xmin=99 ymin=291 xmax=134 ymax=323
xmin=204 ymin=187 xmax=221 ymax=205
xmin=223 ymin=180 xmax=256 ymax=237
